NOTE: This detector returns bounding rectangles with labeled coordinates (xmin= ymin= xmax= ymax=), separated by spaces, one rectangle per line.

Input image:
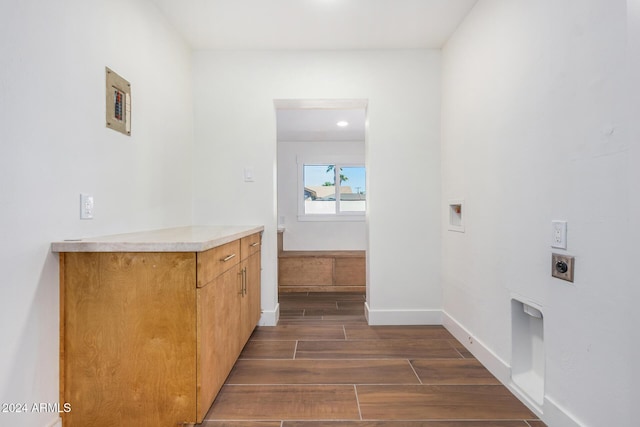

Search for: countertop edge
xmin=51 ymin=225 xmax=265 ymax=253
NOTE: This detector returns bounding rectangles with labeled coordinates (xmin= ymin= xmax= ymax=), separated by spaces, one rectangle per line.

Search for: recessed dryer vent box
xmin=511 ymin=298 xmax=545 ymax=406
xmin=448 ymin=199 xmax=465 ymax=232
xmin=105 ymin=67 xmax=131 ymax=136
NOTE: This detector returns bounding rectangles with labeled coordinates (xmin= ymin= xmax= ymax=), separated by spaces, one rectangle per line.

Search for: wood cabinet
xmin=196 ymin=263 xmax=241 ymax=421
xmin=240 ymin=233 xmax=262 ymax=345
xmin=58 ymin=229 xmax=262 ymax=427
xmin=278 ymin=251 xmax=365 ymax=292
xmin=277 ymin=230 xmax=365 ymax=293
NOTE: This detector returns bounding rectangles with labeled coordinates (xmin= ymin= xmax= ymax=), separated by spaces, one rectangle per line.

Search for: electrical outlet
xmin=552 ymin=253 xmax=574 ymax=282
xmin=80 ymin=194 xmax=94 ymax=220
xmin=551 ymin=220 xmax=567 ymax=249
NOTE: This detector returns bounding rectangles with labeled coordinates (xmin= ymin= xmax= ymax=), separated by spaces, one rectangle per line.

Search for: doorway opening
xmin=274 ymin=99 xmax=368 ymax=310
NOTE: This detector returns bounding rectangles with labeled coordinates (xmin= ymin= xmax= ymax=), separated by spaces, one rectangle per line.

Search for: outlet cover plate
xmin=80 ymin=193 xmax=94 ymax=220
xmin=551 ymin=220 xmax=567 ymax=249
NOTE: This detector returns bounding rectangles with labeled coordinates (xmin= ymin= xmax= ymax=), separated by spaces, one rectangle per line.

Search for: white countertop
xmin=51 ymin=225 xmax=264 ymax=253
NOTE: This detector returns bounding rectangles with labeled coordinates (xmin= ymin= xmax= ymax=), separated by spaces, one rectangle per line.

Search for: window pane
xmin=304 ymin=165 xmax=336 ymax=214
xmin=339 ymin=166 xmax=366 ymax=212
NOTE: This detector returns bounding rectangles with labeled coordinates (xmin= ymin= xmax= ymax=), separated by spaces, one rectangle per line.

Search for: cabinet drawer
xmin=197 ymin=240 xmax=241 ymax=287
xmin=241 ymin=233 xmax=262 ymax=260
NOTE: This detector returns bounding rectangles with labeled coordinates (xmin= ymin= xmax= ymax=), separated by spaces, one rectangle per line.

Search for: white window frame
xmin=297 ymin=156 xmax=366 ymax=222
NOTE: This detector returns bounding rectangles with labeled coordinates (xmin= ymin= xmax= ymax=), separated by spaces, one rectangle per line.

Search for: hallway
xmin=203 ymin=292 xmax=545 ymax=426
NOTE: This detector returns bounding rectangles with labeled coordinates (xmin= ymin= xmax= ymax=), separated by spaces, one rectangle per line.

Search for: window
xmin=301 ymin=163 xmax=366 ymax=219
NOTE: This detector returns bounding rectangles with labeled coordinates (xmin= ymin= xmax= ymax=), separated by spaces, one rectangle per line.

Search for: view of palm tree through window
xmin=303 ymin=164 xmax=366 ymax=215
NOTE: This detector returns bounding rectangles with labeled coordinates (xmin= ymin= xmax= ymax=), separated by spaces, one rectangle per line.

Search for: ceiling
xmin=150 ymin=0 xmax=478 ymax=51
xmin=149 ymin=0 xmax=478 ymax=141
xmin=276 ymin=108 xmax=366 ymax=142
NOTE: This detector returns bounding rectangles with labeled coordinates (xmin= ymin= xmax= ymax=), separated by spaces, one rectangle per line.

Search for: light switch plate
xmin=244 ymin=168 xmax=255 ymax=182
xmin=448 ymin=199 xmax=465 ymax=232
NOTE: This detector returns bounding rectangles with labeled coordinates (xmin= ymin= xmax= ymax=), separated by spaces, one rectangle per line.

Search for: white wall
xmin=441 ymin=1 xmax=638 ymax=425
xmin=277 ymin=140 xmax=366 ymax=251
xmin=626 ymin=0 xmax=640 ymax=419
xmin=0 ymin=1 xmax=193 ymax=426
xmin=192 ymin=50 xmax=442 ymax=325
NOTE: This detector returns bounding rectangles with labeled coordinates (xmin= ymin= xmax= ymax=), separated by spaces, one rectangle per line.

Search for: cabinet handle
xmin=221 ymin=253 xmax=236 ymax=262
xmin=250 ymin=242 xmax=259 ymax=247
xmin=242 ymin=267 xmax=247 ymax=296
xmin=237 ymin=267 xmax=247 ymax=296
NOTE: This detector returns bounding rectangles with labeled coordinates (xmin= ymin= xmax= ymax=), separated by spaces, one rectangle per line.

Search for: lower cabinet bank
xmin=52 ymin=226 xmax=263 ymax=427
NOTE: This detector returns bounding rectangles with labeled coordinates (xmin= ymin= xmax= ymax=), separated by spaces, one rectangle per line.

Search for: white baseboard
xmin=442 ymin=311 xmax=512 ymax=383
xmin=443 ymin=310 xmax=585 ymax=427
xmin=542 ymin=396 xmax=585 ymax=427
xmin=259 ymin=303 xmax=279 ymax=326
xmin=364 ymin=302 xmax=442 ymax=325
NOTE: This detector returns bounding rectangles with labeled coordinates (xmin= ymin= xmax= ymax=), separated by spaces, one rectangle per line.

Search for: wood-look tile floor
xmin=203 ymin=292 xmax=545 ymax=427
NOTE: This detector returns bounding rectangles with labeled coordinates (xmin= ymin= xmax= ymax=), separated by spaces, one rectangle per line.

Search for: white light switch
xmin=244 ymin=168 xmax=255 ymax=182
xmin=80 ymin=194 xmax=94 ymax=220
xmin=551 ymin=220 xmax=567 ymax=249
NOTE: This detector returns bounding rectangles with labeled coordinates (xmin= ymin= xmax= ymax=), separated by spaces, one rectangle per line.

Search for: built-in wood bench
xmin=278 ymin=231 xmax=365 ymax=293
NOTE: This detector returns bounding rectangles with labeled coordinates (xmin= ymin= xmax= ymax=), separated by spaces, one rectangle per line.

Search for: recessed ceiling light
xmin=336 ymin=121 xmax=349 ymax=127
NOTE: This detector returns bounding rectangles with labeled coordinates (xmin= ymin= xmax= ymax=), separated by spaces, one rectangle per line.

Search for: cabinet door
xmin=240 ymin=251 xmax=261 ymax=346
xmin=334 ymin=257 xmax=366 ymax=286
xmin=62 ymin=252 xmax=197 ymax=427
xmin=278 ymin=256 xmax=333 ymax=287
xmin=196 ymin=263 xmax=242 ymax=422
